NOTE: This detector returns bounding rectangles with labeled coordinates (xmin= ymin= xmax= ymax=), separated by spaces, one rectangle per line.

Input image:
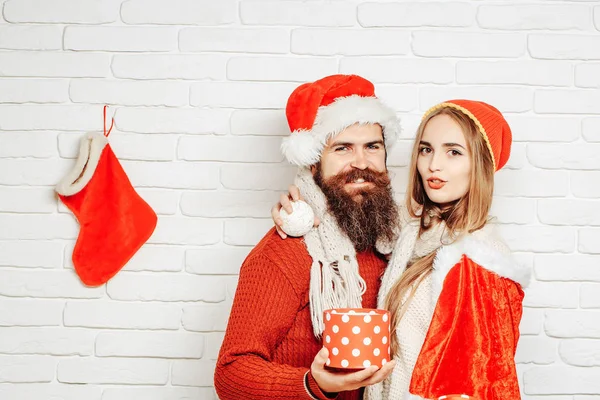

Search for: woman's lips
xmin=427 ymin=179 xmax=446 ymax=190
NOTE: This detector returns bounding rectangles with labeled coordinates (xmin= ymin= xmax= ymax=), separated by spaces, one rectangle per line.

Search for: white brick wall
xmin=0 ymin=1 xmax=598 ymax=399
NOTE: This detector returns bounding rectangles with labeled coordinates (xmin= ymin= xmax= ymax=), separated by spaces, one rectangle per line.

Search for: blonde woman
xmin=274 ymin=100 xmax=530 ymax=400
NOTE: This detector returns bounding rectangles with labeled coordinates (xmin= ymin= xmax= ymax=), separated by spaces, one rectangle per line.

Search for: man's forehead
xmin=327 ymin=124 xmax=384 ymax=145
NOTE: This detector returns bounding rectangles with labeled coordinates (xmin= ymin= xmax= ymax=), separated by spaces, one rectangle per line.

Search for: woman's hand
xmin=271 ymin=185 xmax=320 ymax=239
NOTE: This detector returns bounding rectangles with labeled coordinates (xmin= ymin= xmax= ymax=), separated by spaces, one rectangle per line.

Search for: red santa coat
xmin=367 ymin=222 xmax=530 ymax=400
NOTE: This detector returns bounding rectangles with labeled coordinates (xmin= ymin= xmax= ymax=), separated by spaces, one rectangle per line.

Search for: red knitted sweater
xmin=214 ymin=228 xmax=387 ymax=400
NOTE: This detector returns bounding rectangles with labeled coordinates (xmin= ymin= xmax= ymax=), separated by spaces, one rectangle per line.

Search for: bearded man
xmin=215 ymin=75 xmax=401 ymax=400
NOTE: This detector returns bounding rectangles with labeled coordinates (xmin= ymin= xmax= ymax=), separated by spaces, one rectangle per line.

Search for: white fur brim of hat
xmin=281 ymin=95 xmax=401 ymax=166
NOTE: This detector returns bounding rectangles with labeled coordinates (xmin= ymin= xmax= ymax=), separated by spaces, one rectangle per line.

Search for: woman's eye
xmin=419 ymin=147 xmax=431 ymax=154
xmin=449 ymin=149 xmax=462 ymax=156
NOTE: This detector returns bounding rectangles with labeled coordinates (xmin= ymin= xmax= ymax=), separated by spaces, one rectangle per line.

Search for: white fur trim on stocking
xmin=282 ymin=95 xmax=401 ymax=166
xmin=56 ymin=132 xmax=108 ymax=196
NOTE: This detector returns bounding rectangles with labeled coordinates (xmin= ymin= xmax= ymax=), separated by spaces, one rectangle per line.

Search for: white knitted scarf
xmin=366 ymin=209 xmax=522 ymax=400
xmin=366 ymin=209 xmax=447 ymax=400
xmin=295 ymin=167 xmax=395 ymax=338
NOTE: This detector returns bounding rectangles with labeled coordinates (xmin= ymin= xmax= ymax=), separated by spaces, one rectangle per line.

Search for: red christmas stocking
xmin=56 ymin=107 xmax=157 ymax=286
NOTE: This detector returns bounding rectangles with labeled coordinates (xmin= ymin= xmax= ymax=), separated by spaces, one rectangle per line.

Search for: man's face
xmin=312 ymin=123 xmax=397 ymax=252
xmin=315 ymin=123 xmax=387 ymax=197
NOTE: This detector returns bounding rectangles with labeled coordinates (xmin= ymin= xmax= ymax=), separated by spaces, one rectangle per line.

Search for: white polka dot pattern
xmin=322 ymin=308 xmax=390 ymax=369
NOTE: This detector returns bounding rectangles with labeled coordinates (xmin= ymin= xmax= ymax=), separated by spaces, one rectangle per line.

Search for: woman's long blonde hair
xmin=385 ymin=106 xmax=495 ymax=355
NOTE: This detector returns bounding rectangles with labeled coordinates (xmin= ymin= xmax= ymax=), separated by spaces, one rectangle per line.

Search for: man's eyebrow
xmin=329 ymin=141 xmax=354 ymax=147
xmin=330 ymin=140 xmax=385 ymax=147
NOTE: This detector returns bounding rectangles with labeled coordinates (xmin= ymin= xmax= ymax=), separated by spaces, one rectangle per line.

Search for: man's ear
xmin=310 ymin=164 xmax=317 ymax=175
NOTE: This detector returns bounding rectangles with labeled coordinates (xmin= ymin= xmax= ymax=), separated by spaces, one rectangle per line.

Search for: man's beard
xmin=314 ymin=166 xmax=399 ymax=253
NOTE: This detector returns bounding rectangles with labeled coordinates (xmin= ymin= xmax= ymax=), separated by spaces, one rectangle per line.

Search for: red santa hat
xmin=282 ymin=74 xmax=401 ymax=166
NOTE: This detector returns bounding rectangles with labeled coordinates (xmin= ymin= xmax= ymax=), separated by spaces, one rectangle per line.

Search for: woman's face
xmin=416 ymin=114 xmax=472 ymax=207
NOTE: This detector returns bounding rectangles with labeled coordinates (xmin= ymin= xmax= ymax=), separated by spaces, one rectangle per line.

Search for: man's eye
xmin=368 ymin=144 xmax=381 ymax=150
xmin=334 ymin=146 xmax=348 ymax=152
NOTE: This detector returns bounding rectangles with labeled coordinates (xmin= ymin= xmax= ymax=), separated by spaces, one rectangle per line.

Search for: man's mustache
xmin=327 ymin=168 xmax=391 ymax=186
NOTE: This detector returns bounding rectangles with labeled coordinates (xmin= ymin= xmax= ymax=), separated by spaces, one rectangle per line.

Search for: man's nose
xmin=350 ymin=149 xmax=369 ymax=170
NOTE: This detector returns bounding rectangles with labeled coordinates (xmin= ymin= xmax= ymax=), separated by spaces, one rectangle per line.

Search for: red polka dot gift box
xmin=322 ymin=308 xmax=391 ymax=369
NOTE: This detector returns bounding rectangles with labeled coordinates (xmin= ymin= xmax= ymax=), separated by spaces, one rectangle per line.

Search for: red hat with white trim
xmin=282 ymin=74 xmax=401 ymax=166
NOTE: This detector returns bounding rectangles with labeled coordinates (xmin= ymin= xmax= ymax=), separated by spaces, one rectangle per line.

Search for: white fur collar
xmin=430 ymin=226 xmax=531 ymax=305
xmin=379 ymin=220 xmax=531 ymax=309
